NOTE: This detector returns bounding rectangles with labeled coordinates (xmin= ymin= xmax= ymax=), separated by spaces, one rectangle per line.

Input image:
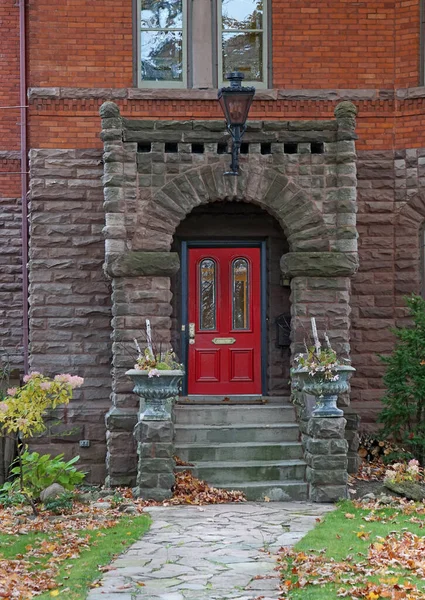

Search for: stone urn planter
xmin=291 ymin=365 xmax=355 ymax=418
xmin=126 ymin=369 xmax=184 ymax=421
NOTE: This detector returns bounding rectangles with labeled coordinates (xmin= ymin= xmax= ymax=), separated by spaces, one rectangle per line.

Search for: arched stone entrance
xmin=171 ymin=201 xmax=291 ymax=396
xmin=99 ymin=101 xmax=359 ymax=497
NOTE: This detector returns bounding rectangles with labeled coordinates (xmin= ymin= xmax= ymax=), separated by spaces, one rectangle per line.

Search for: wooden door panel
xmin=229 ymin=349 xmax=254 ymax=382
xmin=195 ymin=349 xmax=220 ymax=382
xmin=188 ymin=247 xmax=262 ymax=395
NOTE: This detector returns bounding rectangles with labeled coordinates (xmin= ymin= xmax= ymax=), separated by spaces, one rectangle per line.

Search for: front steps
xmin=174 ymin=400 xmax=308 ymax=501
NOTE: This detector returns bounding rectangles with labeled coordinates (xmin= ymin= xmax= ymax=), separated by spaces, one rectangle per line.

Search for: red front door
xmin=187 ymin=247 xmax=262 ymax=395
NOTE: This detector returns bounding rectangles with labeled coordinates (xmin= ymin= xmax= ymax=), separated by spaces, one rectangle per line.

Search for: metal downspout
xmin=19 ymin=0 xmax=29 ymax=374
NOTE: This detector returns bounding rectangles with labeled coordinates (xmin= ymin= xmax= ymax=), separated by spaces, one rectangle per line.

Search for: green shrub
xmin=378 ymin=294 xmax=425 ymax=464
xmin=0 ymin=487 xmax=26 ymax=507
xmin=1 ymin=450 xmax=85 ymax=499
xmin=43 ymin=491 xmax=75 ymax=514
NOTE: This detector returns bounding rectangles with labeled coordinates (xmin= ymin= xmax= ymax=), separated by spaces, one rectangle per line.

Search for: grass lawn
xmin=0 ymin=513 xmax=150 ymax=599
xmin=278 ymin=499 xmax=425 ymax=599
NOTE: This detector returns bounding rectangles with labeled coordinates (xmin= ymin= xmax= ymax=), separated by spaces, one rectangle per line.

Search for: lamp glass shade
xmin=218 ymin=90 xmax=254 ymax=127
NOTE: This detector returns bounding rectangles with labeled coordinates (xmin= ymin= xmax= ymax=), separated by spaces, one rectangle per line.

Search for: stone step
xmin=175 ymin=459 xmax=307 ymax=484
xmin=218 ymin=480 xmax=309 ymax=502
xmin=175 ymin=441 xmax=304 ymax=462
xmin=174 ymin=423 xmax=300 ymax=444
xmin=174 ymin=404 xmax=296 ymax=425
xmin=178 ymin=395 xmax=291 ymax=405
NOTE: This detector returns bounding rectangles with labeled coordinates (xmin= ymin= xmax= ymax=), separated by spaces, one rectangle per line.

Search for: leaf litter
xmin=0 ymin=468 xmax=245 ymax=598
xmin=277 ymin=499 xmax=425 ymax=600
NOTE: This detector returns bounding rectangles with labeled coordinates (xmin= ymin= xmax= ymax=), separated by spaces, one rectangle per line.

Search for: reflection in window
xmin=220 ymin=0 xmax=265 ymax=83
xmin=199 ymin=259 xmax=216 ymax=330
xmin=232 ymin=258 xmax=249 ymax=329
xmin=140 ymin=0 xmax=185 ymax=84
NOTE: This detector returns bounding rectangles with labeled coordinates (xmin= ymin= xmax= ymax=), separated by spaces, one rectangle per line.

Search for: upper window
xmin=219 ymin=0 xmax=267 ymax=86
xmin=137 ymin=0 xmax=268 ymax=88
xmin=139 ymin=0 xmax=187 ymax=88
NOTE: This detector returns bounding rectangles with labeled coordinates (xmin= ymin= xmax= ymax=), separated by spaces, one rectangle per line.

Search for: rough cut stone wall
xmin=0 ymin=193 xmax=23 ymax=368
xmin=352 ymin=148 xmax=425 ymax=429
xmin=28 ymin=149 xmax=112 ymax=483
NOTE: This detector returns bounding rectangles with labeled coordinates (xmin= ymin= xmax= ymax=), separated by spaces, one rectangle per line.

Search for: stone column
xmin=133 ymin=420 xmax=175 ymax=501
xmin=103 ymin=253 xmax=180 ymax=488
xmin=281 ymin=251 xmax=358 ymax=501
xmin=305 ymin=417 xmax=349 ymax=502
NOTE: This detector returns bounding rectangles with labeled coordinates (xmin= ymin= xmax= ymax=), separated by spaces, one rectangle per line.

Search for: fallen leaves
xmin=278 ymin=527 xmax=425 ymax=599
xmin=0 ymin=506 xmax=115 ymax=600
xmin=0 ymin=467 xmax=246 ymax=599
xmin=166 ymin=470 xmax=246 ymax=505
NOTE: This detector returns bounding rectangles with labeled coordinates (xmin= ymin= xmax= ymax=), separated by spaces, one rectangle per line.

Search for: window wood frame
xmin=217 ymin=0 xmax=269 ymax=89
xmin=137 ymin=0 xmax=188 ymax=89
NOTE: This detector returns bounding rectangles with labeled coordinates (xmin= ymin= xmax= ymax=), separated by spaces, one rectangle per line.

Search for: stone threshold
xmin=177 ymin=395 xmax=288 ymax=405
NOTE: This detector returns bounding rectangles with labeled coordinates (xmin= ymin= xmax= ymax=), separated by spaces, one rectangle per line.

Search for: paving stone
xmin=86 ymin=502 xmax=333 ymax=600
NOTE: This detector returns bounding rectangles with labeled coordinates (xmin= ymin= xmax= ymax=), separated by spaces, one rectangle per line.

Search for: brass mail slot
xmin=212 ymin=337 xmax=236 ymax=345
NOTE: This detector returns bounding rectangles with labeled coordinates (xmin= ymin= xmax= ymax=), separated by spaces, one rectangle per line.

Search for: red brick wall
xmin=23 ymin=97 xmax=425 ymax=153
xmin=28 ymin=0 xmax=133 ymax=88
xmin=27 ymin=0 xmax=421 ymax=90
xmin=395 ymin=0 xmax=421 ymax=87
xmin=272 ymin=1 xmax=398 ymax=89
xmin=0 ymin=2 xmax=20 ymax=150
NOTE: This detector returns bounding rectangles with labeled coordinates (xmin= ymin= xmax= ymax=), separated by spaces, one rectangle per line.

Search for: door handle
xmin=189 ymin=323 xmax=195 ymax=345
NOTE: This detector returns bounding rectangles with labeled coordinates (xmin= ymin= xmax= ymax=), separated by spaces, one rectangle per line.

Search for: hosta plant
xmin=42 ymin=491 xmax=75 ymax=514
xmin=0 ymin=371 xmax=84 ymax=514
xmin=4 ymin=450 xmax=85 ymax=499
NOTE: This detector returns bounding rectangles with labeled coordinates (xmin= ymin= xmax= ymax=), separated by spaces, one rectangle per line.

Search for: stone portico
xmin=97 ymin=100 xmax=359 ymax=497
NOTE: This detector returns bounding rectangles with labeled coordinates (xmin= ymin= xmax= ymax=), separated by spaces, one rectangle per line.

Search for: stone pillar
xmin=103 ymin=255 xmax=179 ymax=487
xmin=281 ymin=251 xmax=358 ymax=501
xmin=100 ymin=102 xmax=139 ymax=486
xmin=133 ymin=420 xmax=175 ymax=501
xmin=305 ymin=417 xmax=349 ymax=502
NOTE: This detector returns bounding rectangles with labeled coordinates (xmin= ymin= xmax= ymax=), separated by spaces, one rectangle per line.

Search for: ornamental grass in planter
xmin=290 ymin=318 xmax=355 ymax=418
xmin=126 ymin=320 xmax=184 ymax=421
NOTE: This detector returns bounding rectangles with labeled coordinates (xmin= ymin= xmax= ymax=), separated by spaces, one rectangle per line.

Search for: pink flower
xmin=148 ymin=368 xmax=161 ymax=378
xmin=0 ymin=402 xmax=8 ymax=413
xmin=68 ymin=375 xmax=84 ymax=389
xmin=7 ymin=387 xmax=17 ymax=397
xmin=23 ymin=371 xmax=42 ymax=383
xmin=40 ymin=382 xmax=52 ymax=391
xmin=54 ymin=373 xmax=84 ymax=389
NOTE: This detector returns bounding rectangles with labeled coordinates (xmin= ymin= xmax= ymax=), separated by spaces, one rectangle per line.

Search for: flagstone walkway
xmin=86 ymin=502 xmax=334 ymax=600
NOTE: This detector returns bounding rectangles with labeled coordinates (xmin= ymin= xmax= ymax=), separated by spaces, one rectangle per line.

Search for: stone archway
xmin=131 ymin=163 xmax=331 ymax=253
xmin=170 ymin=201 xmax=292 ymax=396
xmin=99 ymin=100 xmax=360 ymax=499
